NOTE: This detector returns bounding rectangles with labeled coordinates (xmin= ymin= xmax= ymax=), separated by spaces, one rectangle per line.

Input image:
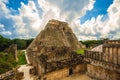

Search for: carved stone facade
xmin=84 ymin=40 xmax=120 ymax=80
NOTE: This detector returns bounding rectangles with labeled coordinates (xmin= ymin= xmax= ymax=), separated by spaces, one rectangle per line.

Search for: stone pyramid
xmin=27 ymin=19 xmax=82 ymax=53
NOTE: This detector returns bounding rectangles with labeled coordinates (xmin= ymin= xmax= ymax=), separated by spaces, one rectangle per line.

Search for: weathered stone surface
xmin=15 ymin=72 xmax=24 ymax=79
xmin=27 ymin=19 xmax=82 ymax=51
xmin=85 ymin=40 xmax=120 ymax=80
xmin=26 ymin=19 xmax=84 ymax=80
xmin=4 ymin=44 xmax=18 ymax=61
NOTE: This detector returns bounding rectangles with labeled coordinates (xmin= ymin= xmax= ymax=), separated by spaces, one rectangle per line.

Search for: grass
xmin=76 ymin=48 xmax=91 ymax=55
xmin=76 ymin=49 xmax=85 ymax=55
xmin=0 ymin=50 xmax=27 ymax=74
xmin=0 ymin=52 xmax=17 ymax=74
xmin=17 ymin=50 xmax=27 ymax=65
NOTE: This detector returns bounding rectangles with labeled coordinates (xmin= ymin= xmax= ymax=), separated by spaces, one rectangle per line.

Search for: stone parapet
xmin=84 ymin=50 xmax=103 ymax=61
xmin=104 ymin=40 xmax=120 ymax=44
xmin=103 ymin=44 xmax=120 ymax=48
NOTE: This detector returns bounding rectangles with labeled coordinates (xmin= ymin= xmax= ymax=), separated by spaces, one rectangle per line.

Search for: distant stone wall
xmin=104 ymin=40 xmax=120 ymax=44
xmin=4 ymin=44 xmax=18 ymax=61
xmin=0 ymin=70 xmax=14 ymax=80
xmin=87 ymin=64 xmax=120 ymax=80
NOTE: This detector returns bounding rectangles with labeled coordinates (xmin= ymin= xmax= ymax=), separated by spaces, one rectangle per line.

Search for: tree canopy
xmin=0 ymin=35 xmax=33 ymax=51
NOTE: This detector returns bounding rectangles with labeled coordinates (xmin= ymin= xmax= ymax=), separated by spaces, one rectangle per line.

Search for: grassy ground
xmin=76 ymin=48 xmax=91 ymax=55
xmin=17 ymin=50 xmax=27 ymax=65
xmin=0 ymin=52 xmax=17 ymax=74
xmin=0 ymin=50 xmax=27 ymax=74
xmin=76 ymin=49 xmax=85 ymax=55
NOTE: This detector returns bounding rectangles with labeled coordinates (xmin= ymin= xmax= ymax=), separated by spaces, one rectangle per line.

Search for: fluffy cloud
xmin=1 ymin=0 xmax=119 ymax=40
xmin=0 ymin=0 xmax=42 ymax=39
xmin=77 ymin=0 xmax=120 ymax=40
xmin=38 ymin=0 xmax=95 ymax=21
xmin=0 ymin=24 xmax=12 ymax=36
xmin=13 ymin=1 xmax=42 ymax=38
xmin=0 ymin=0 xmax=95 ymax=39
xmin=37 ymin=0 xmax=95 ymax=40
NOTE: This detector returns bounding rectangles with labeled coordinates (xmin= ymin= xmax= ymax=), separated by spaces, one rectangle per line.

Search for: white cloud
xmin=76 ymin=0 xmax=120 ymax=40
xmin=38 ymin=0 xmax=95 ymax=21
xmin=0 ymin=24 xmax=5 ymax=31
xmin=2 ymin=0 xmax=120 ymax=40
xmin=0 ymin=24 xmax=12 ymax=35
xmin=0 ymin=0 xmax=96 ymax=39
xmin=1 ymin=0 xmax=8 ymax=3
xmin=37 ymin=0 xmax=95 ymax=40
xmin=0 ymin=0 xmax=43 ymax=38
xmin=0 ymin=0 xmax=9 ymax=16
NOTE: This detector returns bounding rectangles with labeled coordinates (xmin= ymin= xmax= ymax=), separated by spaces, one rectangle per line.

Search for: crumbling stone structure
xmin=27 ymin=20 xmax=85 ymax=80
xmin=84 ymin=40 xmax=120 ymax=80
xmin=4 ymin=44 xmax=18 ymax=61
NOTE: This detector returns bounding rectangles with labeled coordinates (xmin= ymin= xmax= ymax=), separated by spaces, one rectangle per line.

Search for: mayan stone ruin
xmin=4 ymin=44 xmax=18 ymax=61
xmin=84 ymin=40 xmax=120 ymax=80
xmin=27 ymin=19 xmax=120 ymax=80
xmin=27 ymin=19 xmax=85 ymax=80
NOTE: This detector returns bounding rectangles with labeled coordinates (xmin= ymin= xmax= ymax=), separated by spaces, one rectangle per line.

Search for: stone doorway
xmin=69 ymin=68 xmax=73 ymax=75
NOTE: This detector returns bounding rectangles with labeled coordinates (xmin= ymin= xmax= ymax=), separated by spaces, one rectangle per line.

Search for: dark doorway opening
xmin=63 ymin=27 xmax=66 ymax=31
xmin=69 ymin=68 xmax=73 ymax=75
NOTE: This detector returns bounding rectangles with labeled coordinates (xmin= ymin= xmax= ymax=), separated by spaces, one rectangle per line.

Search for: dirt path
xmin=62 ymin=73 xmax=91 ymax=80
xmin=18 ymin=50 xmax=36 ymax=80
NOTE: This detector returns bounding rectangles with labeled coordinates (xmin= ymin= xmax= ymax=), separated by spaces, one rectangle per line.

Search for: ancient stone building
xmin=84 ymin=40 xmax=120 ymax=80
xmin=27 ymin=20 xmax=85 ymax=80
xmin=4 ymin=44 xmax=18 ymax=61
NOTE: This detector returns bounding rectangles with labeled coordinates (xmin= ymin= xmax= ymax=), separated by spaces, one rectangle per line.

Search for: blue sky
xmin=0 ymin=0 xmax=120 ymax=40
xmin=80 ymin=0 xmax=113 ymax=24
xmin=6 ymin=0 xmax=28 ymax=10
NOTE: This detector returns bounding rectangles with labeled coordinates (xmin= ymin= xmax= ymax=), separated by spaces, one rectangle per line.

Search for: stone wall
xmin=87 ymin=64 xmax=120 ymax=80
xmin=84 ymin=50 xmax=103 ymax=61
xmin=84 ymin=44 xmax=120 ymax=65
xmin=103 ymin=44 xmax=120 ymax=65
xmin=42 ymin=68 xmax=69 ymax=80
xmin=41 ymin=64 xmax=86 ymax=80
xmin=0 ymin=70 xmax=14 ymax=80
xmin=103 ymin=40 xmax=120 ymax=65
xmin=4 ymin=44 xmax=18 ymax=61
xmin=104 ymin=40 xmax=120 ymax=44
xmin=84 ymin=40 xmax=120 ymax=80
xmin=72 ymin=64 xmax=87 ymax=74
